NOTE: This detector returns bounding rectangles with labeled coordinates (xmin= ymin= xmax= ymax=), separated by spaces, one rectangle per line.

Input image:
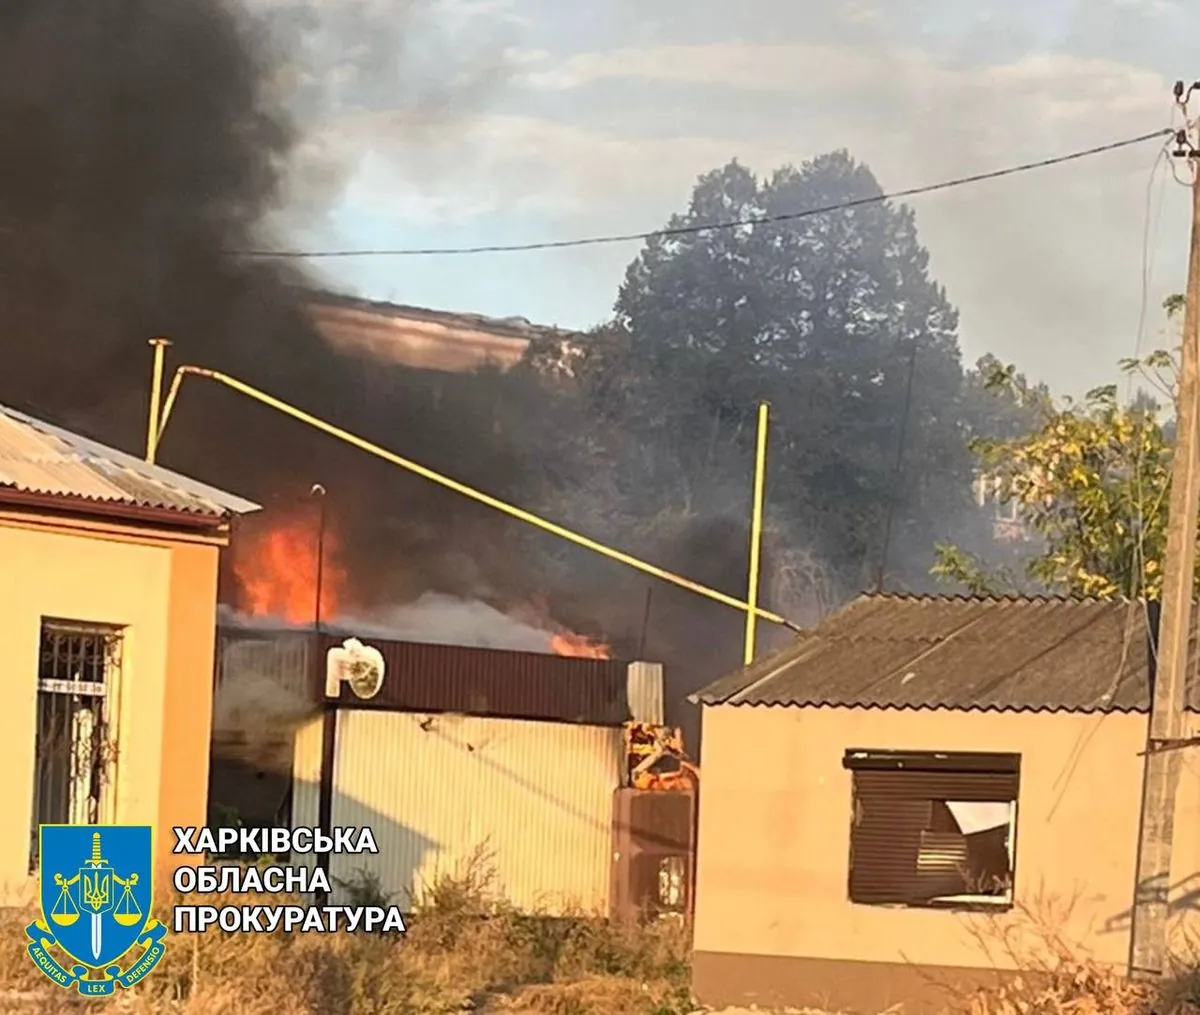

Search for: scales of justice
xmin=48 ymin=831 xmax=142 ymax=962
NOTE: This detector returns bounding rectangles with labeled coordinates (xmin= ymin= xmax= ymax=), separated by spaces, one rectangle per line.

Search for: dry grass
xmin=956 ymin=958 xmax=1200 ymax=1015
xmin=0 ymin=860 xmax=692 ymax=1015
xmin=949 ymin=895 xmax=1200 ymax=1015
xmin=5 ymin=870 xmax=1199 ymax=1015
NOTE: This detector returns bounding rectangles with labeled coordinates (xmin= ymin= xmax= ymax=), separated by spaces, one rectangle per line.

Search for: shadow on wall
xmin=1102 ymin=871 xmax=1200 ymax=943
xmin=208 ymin=762 xmax=440 ymax=911
xmin=295 ymin=777 xmax=440 ymax=911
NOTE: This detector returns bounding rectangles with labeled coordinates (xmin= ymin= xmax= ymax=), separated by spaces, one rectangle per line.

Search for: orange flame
xmin=550 ymin=631 xmax=612 ymax=659
xmin=233 ymin=513 xmax=347 ymax=624
xmin=512 ymin=597 xmax=613 ymax=659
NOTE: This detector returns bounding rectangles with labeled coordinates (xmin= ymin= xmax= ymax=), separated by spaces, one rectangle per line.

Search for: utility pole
xmin=1128 ymin=82 xmax=1200 ymax=979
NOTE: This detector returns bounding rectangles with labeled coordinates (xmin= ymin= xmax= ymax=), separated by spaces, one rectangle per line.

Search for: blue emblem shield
xmin=27 ymin=825 xmax=167 ymax=996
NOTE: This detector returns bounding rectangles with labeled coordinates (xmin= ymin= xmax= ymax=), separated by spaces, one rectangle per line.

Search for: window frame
xmin=843 ymin=749 xmax=1021 ymax=913
xmin=29 ymin=618 xmax=125 ymax=871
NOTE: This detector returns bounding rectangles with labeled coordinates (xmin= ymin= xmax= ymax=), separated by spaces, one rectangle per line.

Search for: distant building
xmin=973 ymin=469 xmax=1033 ymax=542
xmin=0 ymin=403 xmax=257 ymax=900
xmin=304 ymin=289 xmax=579 ymax=375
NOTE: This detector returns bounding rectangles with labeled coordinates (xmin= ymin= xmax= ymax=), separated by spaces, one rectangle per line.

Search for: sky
xmin=266 ymin=0 xmax=1197 ymax=397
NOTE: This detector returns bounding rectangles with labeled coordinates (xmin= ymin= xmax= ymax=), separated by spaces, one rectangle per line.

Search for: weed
xmin=0 ymin=854 xmax=693 ymax=1015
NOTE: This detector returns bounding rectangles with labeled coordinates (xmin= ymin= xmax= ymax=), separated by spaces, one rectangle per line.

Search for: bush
xmin=952 ymin=895 xmax=1200 ymax=1015
xmin=0 ymin=856 xmax=694 ymax=1015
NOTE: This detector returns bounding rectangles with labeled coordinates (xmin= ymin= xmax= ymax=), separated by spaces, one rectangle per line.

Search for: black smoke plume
xmin=0 ymin=0 xmax=779 ymax=751
xmin=0 ymin=1 xmax=537 ymax=604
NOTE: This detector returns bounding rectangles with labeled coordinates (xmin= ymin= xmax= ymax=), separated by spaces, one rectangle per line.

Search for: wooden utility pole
xmin=1128 ymin=92 xmax=1200 ymax=979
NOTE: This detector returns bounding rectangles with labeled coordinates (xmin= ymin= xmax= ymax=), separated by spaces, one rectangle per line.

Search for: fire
xmin=550 ymin=632 xmax=612 ymax=659
xmin=512 ymin=597 xmax=613 ymax=659
xmin=232 ymin=512 xmax=348 ymax=624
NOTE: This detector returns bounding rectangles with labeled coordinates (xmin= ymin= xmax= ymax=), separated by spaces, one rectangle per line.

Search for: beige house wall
xmin=0 ymin=510 xmax=223 ymax=905
xmin=692 ymin=703 xmax=1200 ymax=1010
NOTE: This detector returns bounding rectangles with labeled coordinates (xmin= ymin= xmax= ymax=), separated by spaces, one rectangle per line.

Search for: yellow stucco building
xmin=690 ymin=593 xmax=1200 ymax=1014
xmin=0 ymin=403 xmax=257 ymax=903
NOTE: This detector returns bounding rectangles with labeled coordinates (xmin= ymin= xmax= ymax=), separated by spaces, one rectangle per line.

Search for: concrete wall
xmin=0 ymin=509 xmax=222 ymax=903
xmin=692 ymin=703 xmax=1200 ymax=1012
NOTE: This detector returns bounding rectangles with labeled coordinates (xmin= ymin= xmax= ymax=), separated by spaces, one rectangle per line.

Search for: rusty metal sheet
xmin=217 ymin=625 xmax=635 ymax=727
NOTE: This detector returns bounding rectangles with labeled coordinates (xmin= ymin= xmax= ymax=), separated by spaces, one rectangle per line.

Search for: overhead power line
xmin=236 ymin=128 xmax=1171 ymax=260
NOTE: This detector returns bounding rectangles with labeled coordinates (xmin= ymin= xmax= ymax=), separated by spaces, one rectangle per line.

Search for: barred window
xmin=29 ymin=619 xmax=123 ymax=871
xmin=844 ymin=749 xmax=1019 ymax=910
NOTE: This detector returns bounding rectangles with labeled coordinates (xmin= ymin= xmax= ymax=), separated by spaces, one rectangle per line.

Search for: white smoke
xmin=217 ymin=591 xmax=559 ymax=652
xmin=212 ymin=593 xmax=584 ymax=747
xmin=211 ymin=671 xmax=311 ymax=737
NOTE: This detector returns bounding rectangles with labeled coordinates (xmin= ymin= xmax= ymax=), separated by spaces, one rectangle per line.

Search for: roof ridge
xmin=694 ymin=592 xmax=1174 ymax=711
xmin=858 ymin=591 xmax=1125 ymax=605
xmin=303 ymin=287 xmax=581 ymax=338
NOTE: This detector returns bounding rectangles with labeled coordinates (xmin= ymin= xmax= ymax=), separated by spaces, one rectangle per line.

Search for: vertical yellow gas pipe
xmin=743 ymin=401 xmax=770 ymax=666
xmin=145 ymin=338 xmax=172 ymax=463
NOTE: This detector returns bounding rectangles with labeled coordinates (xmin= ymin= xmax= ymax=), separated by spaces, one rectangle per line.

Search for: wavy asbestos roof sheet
xmin=693 ymin=593 xmax=1199 ymax=713
xmin=0 ymin=403 xmax=259 ymax=520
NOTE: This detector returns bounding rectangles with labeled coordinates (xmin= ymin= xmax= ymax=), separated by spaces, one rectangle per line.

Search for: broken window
xmin=844 ymin=749 xmax=1019 ymax=909
xmin=29 ymin=620 xmax=123 ymax=871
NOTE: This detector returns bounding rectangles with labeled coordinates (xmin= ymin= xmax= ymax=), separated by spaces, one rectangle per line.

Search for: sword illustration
xmin=91 ymin=911 xmax=102 ymax=962
xmin=80 ymin=833 xmax=108 ymax=964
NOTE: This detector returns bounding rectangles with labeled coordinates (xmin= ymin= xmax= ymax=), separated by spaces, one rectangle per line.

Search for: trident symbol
xmin=82 ymin=870 xmax=110 ymax=911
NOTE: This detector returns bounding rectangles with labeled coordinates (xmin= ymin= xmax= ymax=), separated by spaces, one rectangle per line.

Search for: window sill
xmin=850 ymin=897 xmax=1014 ymax=915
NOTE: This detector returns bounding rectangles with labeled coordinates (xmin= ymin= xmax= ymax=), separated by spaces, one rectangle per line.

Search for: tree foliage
xmin=932 ymin=300 xmax=1184 ymax=599
xmin=527 ymin=152 xmax=1031 ymax=606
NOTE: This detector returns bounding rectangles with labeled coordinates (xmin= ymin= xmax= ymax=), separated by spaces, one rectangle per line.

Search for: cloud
xmin=246 ymin=0 xmax=527 ymax=233
xmin=519 ymin=42 xmax=903 ymax=93
xmin=306 ymin=28 xmax=1188 ymax=395
xmin=518 ymin=43 xmax=1169 ymax=133
xmin=326 ymin=109 xmax=811 ymax=221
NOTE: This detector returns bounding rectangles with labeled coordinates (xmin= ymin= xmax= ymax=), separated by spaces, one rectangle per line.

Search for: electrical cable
xmin=1051 ymin=108 xmax=1186 ymax=821
xmin=233 ymin=128 xmax=1173 ymax=259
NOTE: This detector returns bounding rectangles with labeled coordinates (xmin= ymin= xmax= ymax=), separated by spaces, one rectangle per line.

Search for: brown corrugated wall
xmin=213 ymin=627 xmax=633 ymax=726
xmin=315 ymin=632 xmax=631 ymax=725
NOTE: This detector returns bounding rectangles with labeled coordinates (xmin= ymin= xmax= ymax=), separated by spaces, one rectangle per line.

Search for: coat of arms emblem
xmin=26 ymin=825 xmax=167 ymax=995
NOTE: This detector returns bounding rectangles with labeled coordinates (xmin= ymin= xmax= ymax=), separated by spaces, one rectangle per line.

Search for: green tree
xmin=573 ymin=152 xmax=983 ymax=591
xmin=931 ymin=301 xmax=1184 ymax=598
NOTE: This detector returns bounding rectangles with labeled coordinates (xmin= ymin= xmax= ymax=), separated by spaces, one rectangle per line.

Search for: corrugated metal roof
xmin=693 ymin=593 xmax=1200 ymax=713
xmin=0 ymin=403 xmax=259 ymax=520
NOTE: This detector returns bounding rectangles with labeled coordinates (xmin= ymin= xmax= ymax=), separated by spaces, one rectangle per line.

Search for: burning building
xmin=210 ymin=511 xmax=695 ymax=917
xmin=0 ymin=0 xmax=763 ymax=781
